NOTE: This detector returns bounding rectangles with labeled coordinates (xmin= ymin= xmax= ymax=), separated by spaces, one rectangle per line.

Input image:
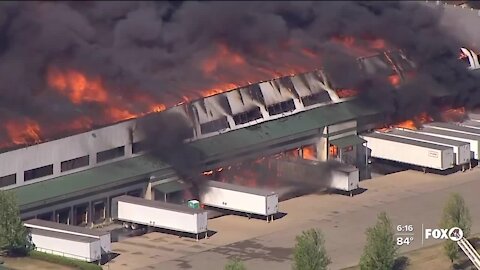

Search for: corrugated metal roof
xmin=192 ymin=99 xmax=378 ymax=161
xmin=12 ymin=155 xmax=172 ymax=209
xmin=153 ymin=180 xmax=192 ymax=194
xmin=330 ymin=135 xmax=366 ymax=148
xmin=11 ymin=99 xmax=378 ymax=211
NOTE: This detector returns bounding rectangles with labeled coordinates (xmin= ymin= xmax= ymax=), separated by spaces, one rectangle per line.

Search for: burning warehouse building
xmin=1 ymin=66 xmax=380 ymax=223
xmin=1 ymin=1 xmax=480 ymax=225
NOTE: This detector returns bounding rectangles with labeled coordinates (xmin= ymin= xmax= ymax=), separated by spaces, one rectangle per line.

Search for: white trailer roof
xmin=468 ymin=113 xmax=480 ymax=121
xmin=387 ymin=129 xmax=469 ymax=146
xmin=204 ymin=180 xmax=277 ymax=197
xmin=114 ymin=195 xmax=206 ymax=215
xmin=460 ymin=120 xmax=480 ymax=128
xmin=364 ymin=132 xmax=451 ymax=150
xmin=25 ymin=219 xmax=108 ymax=237
xmin=420 ymin=127 xmax=480 ymax=140
xmin=29 ymin=228 xmax=98 ymax=243
xmin=425 ymin=122 xmax=480 ymax=135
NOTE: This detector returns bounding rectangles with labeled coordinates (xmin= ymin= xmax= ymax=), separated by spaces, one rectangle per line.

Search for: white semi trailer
xmin=468 ymin=113 xmax=480 ymax=122
xmin=200 ymin=180 xmax=279 ymax=222
xmin=361 ymin=132 xmax=455 ymax=171
xmin=425 ymin=122 xmax=480 ymax=136
xmin=382 ymin=129 xmax=471 ymax=168
xmin=412 ymin=128 xmax=480 ymax=160
xmin=112 ymin=195 xmax=208 ymax=240
xmin=459 ymin=120 xmax=480 ymax=129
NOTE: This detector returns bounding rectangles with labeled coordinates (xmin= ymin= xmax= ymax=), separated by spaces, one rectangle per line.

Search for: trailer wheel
xmin=130 ymin=223 xmax=140 ymax=230
xmin=349 ymin=191 xmax=353 ymax=197
xmin=122 ymin=222 xmax=131 ymax=229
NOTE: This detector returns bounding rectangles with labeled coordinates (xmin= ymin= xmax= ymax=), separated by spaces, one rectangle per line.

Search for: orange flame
xmin=329 ymin=145 xmax=338 ymax=157
xmin=6 ymin=118 xmax=42 ymax=145
xmin=370 ymin=39 xmax=386 ymax=50
xmin=395 ymin=119 xmax=416 ymax=130
xmin=47 ymin=67 xmax=108 ymax=104
xmin=201 ymin=83 xmax=239 ymax=97
xmin=336 ymin=89 xmax=358 ymax=98
xmin=441 ymin=107 xmax=466 ymax=122
xmin=392 ymin=112 xmax=433 ymax=130
xmin=201 ymin=43 xmax=246 ymax=75
xmin=302 ymin=145 xmax=316 ymax=160
xmin=388 ymin=74 xmax=401 ymax=86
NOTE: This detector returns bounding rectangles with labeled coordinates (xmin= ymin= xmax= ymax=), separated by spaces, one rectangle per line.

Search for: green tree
xmin=224 ymin=257 xmax=246 ymax=270
xmin=0 ymin=191 xmax=33 ymax=256
xmin=359 ymin=211 xmax=398 ymax=270
xmin=440 ymin=192 xmax=472 ymax=263
xmin=292 ymin=228 xmax=330 ymax=270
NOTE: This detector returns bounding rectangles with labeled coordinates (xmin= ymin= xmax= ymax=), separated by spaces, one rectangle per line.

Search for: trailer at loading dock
xmin=329 ymin=164 xmax=360 ymax=196
xmin=459 ymin=120 xmax=480 ymax=129
xmin=382 ymin=129 xmax=471 ymax=167
xmin=468 ymin=113 xmax=480 ymax=122
xmin=111 ymin=195 xmax=208 ymax=240
xmin=425 ymin=122 xmax=480 ymax=136
xmin=412 ymin=128 xmax=480 ymax=160
xmin=24 ymin=219 xmax=111 ymax=256
xmin=361 ymin=132 xmax=455 ymax=171
xmin=200 ymin=180 xmax=278 ymax=222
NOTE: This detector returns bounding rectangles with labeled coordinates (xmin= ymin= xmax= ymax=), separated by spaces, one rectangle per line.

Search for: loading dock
xmin=92 ymin=200 xmax=106 ymax=224
xmin=74 ymin=204 xmax=89 ymax=226
xmin=37 ymin=212 xmax=54 ymax=221
xmin=153 ymin=180 xmax=192 ymax=203
xmin=55 ymin=207 xmax=71 ymax=225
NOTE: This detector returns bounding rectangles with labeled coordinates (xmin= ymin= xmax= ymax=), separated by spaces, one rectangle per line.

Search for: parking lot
xmin=103 ymin=168 xmax=480 ymax=270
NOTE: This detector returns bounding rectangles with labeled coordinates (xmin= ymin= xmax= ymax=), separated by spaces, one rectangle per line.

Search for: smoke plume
xmin=0 ymin=1 xmax=479 ymax=143
xmin=137 ymin=112 xmax=206 ymax=195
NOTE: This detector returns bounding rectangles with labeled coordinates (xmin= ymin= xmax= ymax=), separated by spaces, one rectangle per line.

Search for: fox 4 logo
xmin=425 ymin=227 xmax=463 ymax=242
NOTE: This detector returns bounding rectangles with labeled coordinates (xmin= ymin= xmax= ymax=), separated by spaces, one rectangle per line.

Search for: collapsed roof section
xmin=165 ymin=51 xmax=415 ymax=140
xmin=165 ymin=69 xmax=349 ymax=141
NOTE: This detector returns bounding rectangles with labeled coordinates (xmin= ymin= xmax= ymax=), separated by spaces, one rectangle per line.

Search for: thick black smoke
xmin=0 ymin=1 xmax=479 ymax=141
xmin=137 ymin=112 xmax=206 ymax=195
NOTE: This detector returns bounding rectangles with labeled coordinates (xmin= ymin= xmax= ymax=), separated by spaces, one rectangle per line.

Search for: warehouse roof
xmin=191 ymin=99 xmax=378 ymax=161
xmin=330 ymin=135 xmax=366 ymax=148
xmin=11 ymin=99 xmax=377 ymax=212
xmin=153 ymin=180 xmax=192 ymax=194
xmin=12 ymin=155 xmax=172 ymax=210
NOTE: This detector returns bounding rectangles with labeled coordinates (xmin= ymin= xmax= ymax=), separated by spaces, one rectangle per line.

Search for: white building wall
xmin=0 ymin=120 xmax=142 ymax=189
